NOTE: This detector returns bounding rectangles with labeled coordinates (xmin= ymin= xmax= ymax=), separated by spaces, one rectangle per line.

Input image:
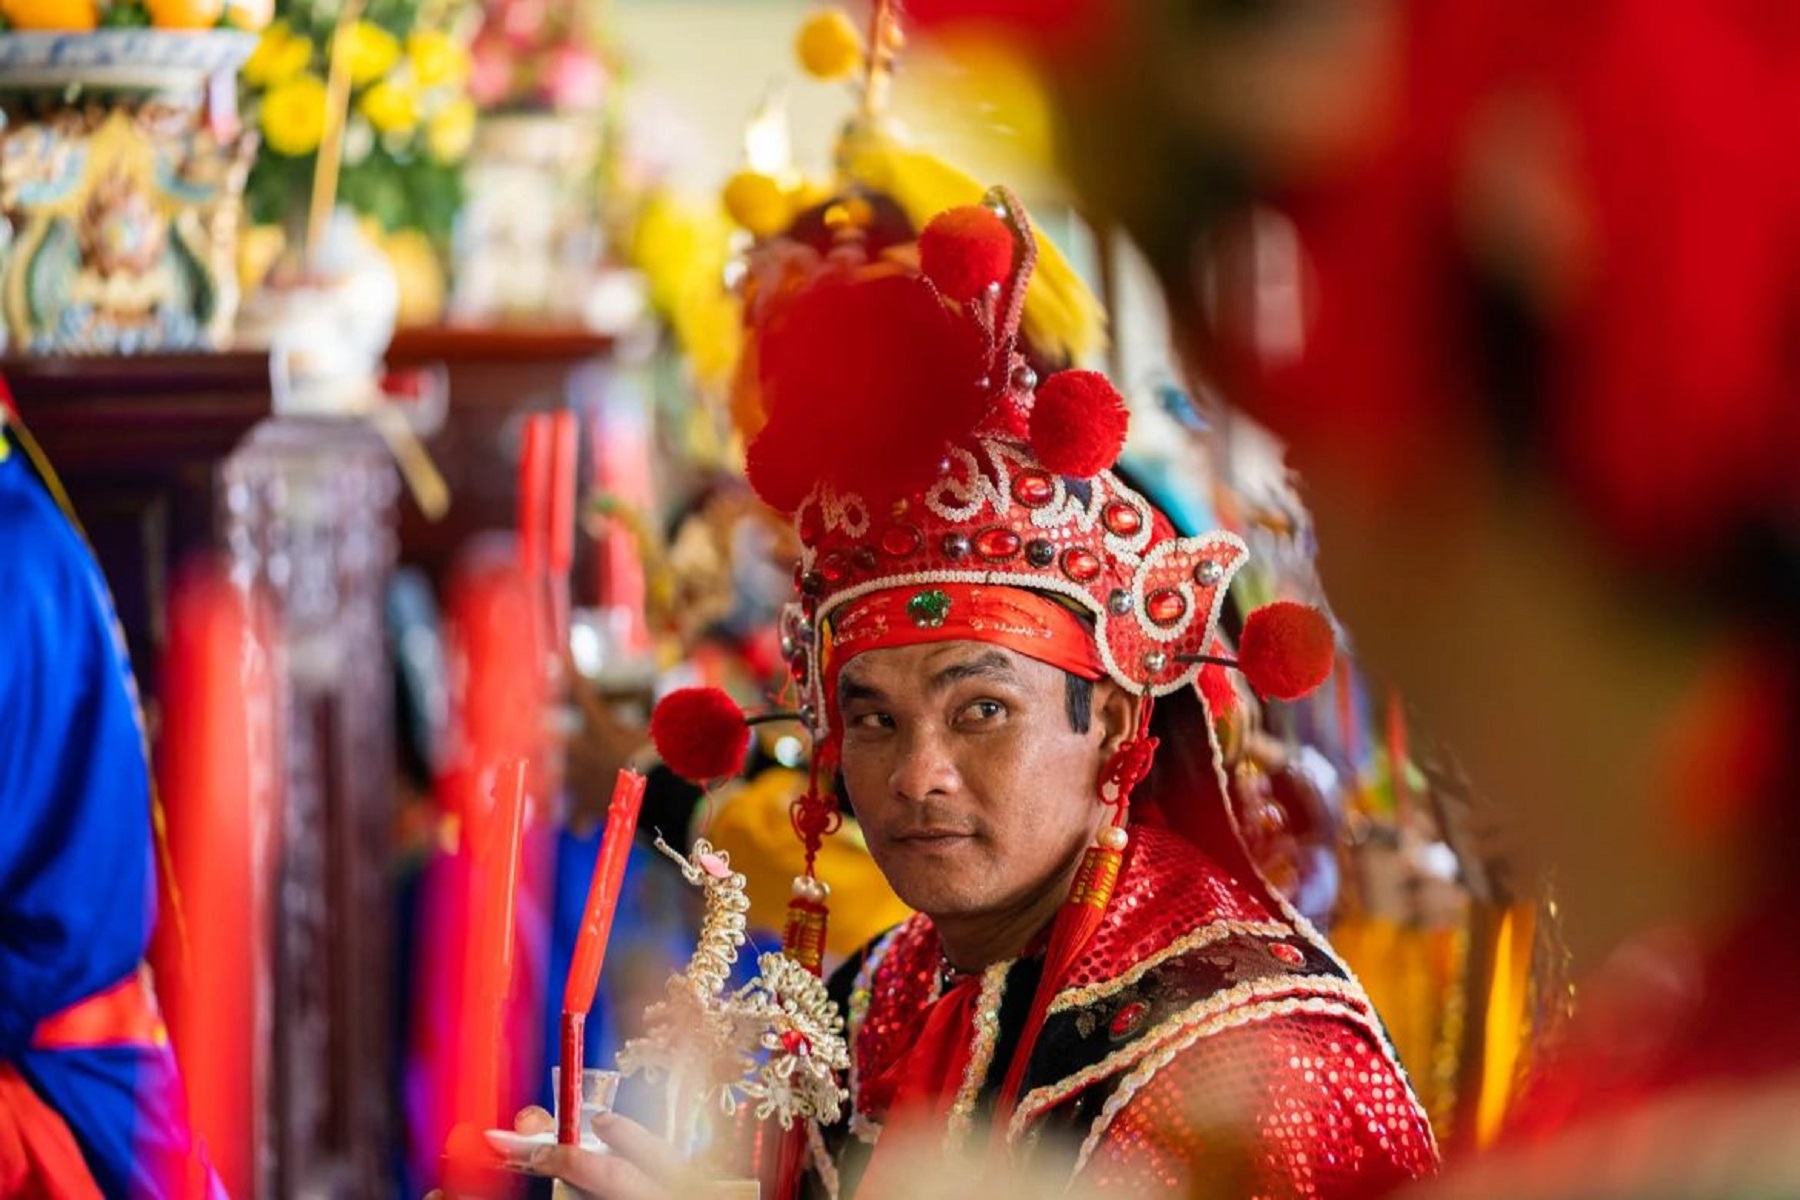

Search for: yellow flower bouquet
xmin=241 ymin=0 xmax=474 ymax=259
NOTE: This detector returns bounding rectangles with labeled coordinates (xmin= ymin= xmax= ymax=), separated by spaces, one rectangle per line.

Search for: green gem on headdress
xmin=907 ymin=589 xmax=952 ymax=629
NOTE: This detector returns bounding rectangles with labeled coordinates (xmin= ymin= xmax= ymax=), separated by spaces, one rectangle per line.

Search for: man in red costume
xmin=506 ymin=186 xmax=1436 ymax=1198
xmin=900 ymin=0 xmax=1800 ymax=1192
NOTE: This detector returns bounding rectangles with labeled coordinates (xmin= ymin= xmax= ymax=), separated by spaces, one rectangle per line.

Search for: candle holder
xmin=550 ymin=1065 xmax=620 ymax=1150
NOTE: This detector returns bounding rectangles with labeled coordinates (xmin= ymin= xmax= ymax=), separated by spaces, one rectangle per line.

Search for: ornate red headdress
xmin=754 ymin=189 xmax=1327 ymax=746
xmin=653 ymin=184 xmax=1333 ymax=980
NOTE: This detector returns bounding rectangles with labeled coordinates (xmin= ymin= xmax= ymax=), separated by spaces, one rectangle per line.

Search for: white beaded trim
xmin=1007 ymin=973 xmax=1372 ymax=1144
xmin=925 ymin=443 xmax=1009 ymax=524
xmin=806 ymin=1118 xmax=841 ymax=1200
xmin=1047 ymin=918 xmax=1295 ymax=1015
xmin=824 ymin=490 xmax=871 ymax=539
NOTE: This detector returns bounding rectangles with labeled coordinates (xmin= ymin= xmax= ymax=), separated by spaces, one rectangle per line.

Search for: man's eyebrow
xmin=928 ymin=651 xmax=1017 ymax=692
xmin=837 ymin=675 xmax=885 ymax=707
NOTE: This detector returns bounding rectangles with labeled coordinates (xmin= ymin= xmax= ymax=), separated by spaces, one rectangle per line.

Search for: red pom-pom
xmin=1030 ymin=369 xmax=1129 ymax=477
xmin=747 ymin=272 xmax=990 ymax=512
xmin=919 ymin=205 xmax=1015 ymax=302
xmin=649 ymin=687 xmax=750 ymax=782
xmin=1237 ymin=602 xmax=1336 ymax=702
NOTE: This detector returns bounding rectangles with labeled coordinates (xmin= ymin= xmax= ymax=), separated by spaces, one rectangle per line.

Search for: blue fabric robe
xmin=0 ymin=424 xmax=218 ymax=1197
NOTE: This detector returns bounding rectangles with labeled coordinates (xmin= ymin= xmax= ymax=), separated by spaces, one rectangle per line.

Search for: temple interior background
xmin=10 ymin=0 xmax=1787 ymax=1196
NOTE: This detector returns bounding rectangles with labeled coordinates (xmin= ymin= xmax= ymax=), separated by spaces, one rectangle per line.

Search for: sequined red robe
xmin=806 ymin=826 xmax=1439 ymax=1198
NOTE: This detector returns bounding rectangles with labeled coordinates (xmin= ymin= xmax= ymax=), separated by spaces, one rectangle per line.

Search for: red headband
xmin=821 ymin=584 xmax=1105 ymax=723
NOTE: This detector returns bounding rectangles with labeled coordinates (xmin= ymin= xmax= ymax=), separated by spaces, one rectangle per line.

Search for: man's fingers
xmin=528 ymin=1143 xmax=667 ymax=1200
xmin=591 ymin=1112 xmax=684 ymax=1182
xmin=514 ymin=1105 xmax=555 ymax=1134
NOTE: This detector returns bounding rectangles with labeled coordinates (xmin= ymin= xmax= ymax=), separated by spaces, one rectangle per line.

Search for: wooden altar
xmin=9 ymin=353 xmax=401 ymax=1200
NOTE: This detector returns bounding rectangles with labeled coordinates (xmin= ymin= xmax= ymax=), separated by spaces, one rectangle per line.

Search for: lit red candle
xmin=558 ymin=768 xmax=646 ymax=1143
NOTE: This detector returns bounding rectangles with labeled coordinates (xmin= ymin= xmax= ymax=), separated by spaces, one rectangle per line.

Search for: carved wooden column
xmin=220 ymin=416 xmax=400 ymax=1198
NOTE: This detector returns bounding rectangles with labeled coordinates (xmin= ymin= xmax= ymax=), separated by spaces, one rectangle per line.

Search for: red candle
xmin=558 ymin=768 xmax=646 ymax=1143
xmin=480 ymin=759 xmax=529 ymax=1005
xmin=518 ymin=414 xmax=552 ymax=576
xmin=548 ymin=410 xmax=578 ymax=577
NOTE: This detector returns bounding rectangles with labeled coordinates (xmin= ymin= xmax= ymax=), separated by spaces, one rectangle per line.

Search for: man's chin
xmin=884 ymin=867 xmax=992 ymax=918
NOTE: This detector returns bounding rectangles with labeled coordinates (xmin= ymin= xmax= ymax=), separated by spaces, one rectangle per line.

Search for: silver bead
xmin=799 ymin=704 xmax=817 ymax=729
xmin=943 ymin=533 xmax=972 ymax=561
xmin=1010 ymin=364 xmax=1038 ymax=392
xmin=1108 ymin=589 xmax=1132 ymax=616
xmin=1143 ymin=651 xmax=1167 ymax=673
xmin=1194 ymin=560 xmax=1223 ymax=587
xmin=779 ymin=631 xmax=796 ymax=658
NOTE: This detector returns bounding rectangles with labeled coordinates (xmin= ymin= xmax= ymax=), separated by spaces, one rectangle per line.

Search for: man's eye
xmin=960 ymin=700 xmax=1006 ymax=723
xmin=851 ymin=712 xmax=894 ymax=730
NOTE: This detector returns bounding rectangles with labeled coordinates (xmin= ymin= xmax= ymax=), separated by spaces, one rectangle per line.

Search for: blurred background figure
xmin=903 ymin=0 xmax=1800 ymax=1190
xmin=0 ymin=397 xmax=223 ymax=1197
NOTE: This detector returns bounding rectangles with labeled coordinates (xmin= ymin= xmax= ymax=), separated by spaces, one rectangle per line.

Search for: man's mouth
xmin=893 ymin=827 xmax=974 ymax=843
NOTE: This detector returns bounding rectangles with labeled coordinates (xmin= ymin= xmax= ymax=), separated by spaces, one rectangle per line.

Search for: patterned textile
xmin=808 ymin=827 xmax=1437 ymax=1197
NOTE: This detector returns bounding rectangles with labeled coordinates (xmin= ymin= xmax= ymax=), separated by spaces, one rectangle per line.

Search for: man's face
xmin=835 ymin=640 xmax=1115 ymax=920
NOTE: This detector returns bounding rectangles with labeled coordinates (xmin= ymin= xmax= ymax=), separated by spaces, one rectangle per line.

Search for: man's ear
xmin=1093 ymin=680 xmax=1143 ymax=757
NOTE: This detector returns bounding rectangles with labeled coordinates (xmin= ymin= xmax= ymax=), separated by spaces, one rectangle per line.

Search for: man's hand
xmin=487 ymin=1105 xmax=679 ymax=1200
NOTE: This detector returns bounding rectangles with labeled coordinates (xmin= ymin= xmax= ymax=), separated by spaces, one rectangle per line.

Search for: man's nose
xmin=888 ymin=725 xmax=959 ymax=803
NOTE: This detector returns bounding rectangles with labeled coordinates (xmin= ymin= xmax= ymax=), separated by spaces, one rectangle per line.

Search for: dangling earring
xmin=781 ymin=747 xmax=841 ymax=975
xmin=1071 ymin=695 xmax=1158 ymax=905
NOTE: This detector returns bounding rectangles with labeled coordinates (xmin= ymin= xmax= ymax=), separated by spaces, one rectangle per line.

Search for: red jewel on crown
xmin=1012 ymin=471 xmax=1055 ymax=507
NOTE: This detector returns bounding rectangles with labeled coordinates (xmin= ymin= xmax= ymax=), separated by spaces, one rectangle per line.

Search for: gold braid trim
xmin=944 ymin=962 xmax=1010 ymax=1153
xmin=1048 ymin=918 xmax=1294 ymax=1014
xmin=1007 ymin=973 xmax=1372 ymax=1143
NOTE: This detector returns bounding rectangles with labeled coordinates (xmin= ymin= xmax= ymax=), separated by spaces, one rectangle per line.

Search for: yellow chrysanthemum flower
xmin=406 ymin=29 xmax=470 ymax=88
xmin=259 ymin=72 xmax=329 ymax=157
xmin=425 ymin=96 xmax=476 ymax=162
xmin=243 ymin=23 xmax=311 ymax=86
xmin=343 ymin=20 xmax=401 ymax=86
xmin=360 ymin=77 xmax=420 ymax=135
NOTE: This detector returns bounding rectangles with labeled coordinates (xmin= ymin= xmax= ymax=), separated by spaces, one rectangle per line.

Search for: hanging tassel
xmin=781 ymin=883 xmax=832 ymax=975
